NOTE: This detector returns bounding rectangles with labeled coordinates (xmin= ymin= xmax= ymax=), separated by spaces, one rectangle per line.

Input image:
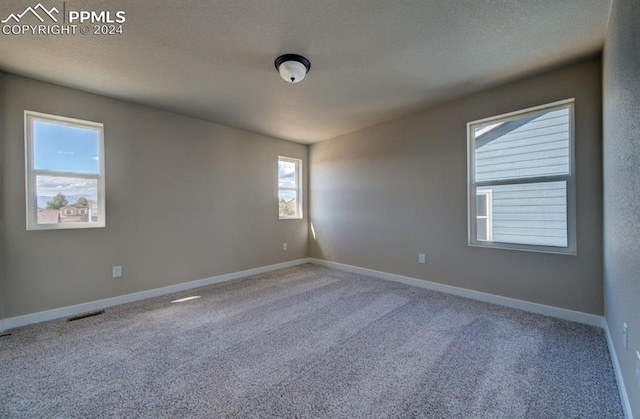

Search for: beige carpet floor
xmin=0 ymin=264 xmax=623 ymax=418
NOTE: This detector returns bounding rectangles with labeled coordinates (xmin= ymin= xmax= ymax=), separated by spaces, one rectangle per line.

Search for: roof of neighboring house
xmin=61 ymin=204 xmax=87 ymax=210
xmin=475 ymin=115 xmax=539 ymax=149
xmin=37 ymin=209 xmax=60 ymax=224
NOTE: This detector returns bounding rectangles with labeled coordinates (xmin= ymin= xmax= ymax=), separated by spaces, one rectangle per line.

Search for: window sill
xmin=468 ymin=241 xmax=576 ymax=256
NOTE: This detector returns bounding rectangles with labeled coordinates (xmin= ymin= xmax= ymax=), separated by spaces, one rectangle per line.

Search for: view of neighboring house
xmin=474 ymin=108 xmax=570 ymax=247
xmin=60 ymin=203 xmax=90 ymax=223
xmin=37 ymin=197 xmax=99 ymax=225
xmin=36 ymin=208 xmax=60 ymax=224
xmin=87 ymin=200 xmax=99 ymax=223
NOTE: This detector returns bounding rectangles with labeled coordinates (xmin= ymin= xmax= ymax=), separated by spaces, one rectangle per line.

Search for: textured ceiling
xmin=0 ymin=0 xmax=612 ymax=143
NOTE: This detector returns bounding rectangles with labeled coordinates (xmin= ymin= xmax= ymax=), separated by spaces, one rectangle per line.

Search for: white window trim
xmin=476 ymin=189 xmax=493 ymax=242
xmin=467 ymin=98 xmax=576 ymax=255
xmin=278 ymin=156 xmax=303 ymax=220
xmin=25 ymin=111 xmax=106 ymax=230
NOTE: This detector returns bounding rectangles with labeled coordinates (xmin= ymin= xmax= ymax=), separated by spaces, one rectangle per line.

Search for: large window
xmin=278 ymin=156 xmax=302 ymax=219
xmin=25 ymin=111 xmax=105 ymax=230
xmin=467 ymin=99 xmax=575 ymax=254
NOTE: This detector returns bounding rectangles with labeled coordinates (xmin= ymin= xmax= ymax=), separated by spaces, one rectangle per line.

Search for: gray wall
xmin=1 ymin=74 xmax=308 ymax=318
xmin=603 ymin=0 xmax=640 ymax=415
xmin=310 ymin=58 xmax=603 ymax=314
xmin=0 ymin=73 xmax=5 ymax=324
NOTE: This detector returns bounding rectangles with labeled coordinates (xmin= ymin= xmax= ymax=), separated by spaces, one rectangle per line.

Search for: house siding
xmin=475 ymin=107 xmax=570 ymax=247
xmin=488 ymin=182 xmax=567 ymax=247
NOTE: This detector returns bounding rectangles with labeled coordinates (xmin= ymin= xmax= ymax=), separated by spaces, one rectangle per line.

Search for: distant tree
xmin=46 ymin=193 xmax=68 ymax=210
xmin=76 ymin=197 xmax=88 ymax=207
xmin=279 ymin=198 xmax=296 ymax=217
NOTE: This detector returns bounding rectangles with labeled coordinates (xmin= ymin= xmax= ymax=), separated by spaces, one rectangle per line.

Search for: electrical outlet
xmin=418 ymin=253 xmax=426 ymax=264
xmin=282 ymin=242 xmax=287 ymax=251
xmin=112 ymin=266 xmax=122 ymax=278
xmin=623 ymin=323 xmax=628 ymax=349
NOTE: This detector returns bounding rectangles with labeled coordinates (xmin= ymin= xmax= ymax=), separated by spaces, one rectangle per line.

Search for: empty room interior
xmin=0 ymin=0 xmax=638 ymax=417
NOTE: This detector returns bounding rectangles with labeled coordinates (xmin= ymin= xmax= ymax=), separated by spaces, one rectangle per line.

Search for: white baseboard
xmin=2 ymin=257 xmax=603 ymax=330
xmin=604 ymin=320 xmax=634 ymax=419
xmin=0 ymin=258 xmax=312 ymax=332
xmin=309 ymin=258 xmax=604 ymax=328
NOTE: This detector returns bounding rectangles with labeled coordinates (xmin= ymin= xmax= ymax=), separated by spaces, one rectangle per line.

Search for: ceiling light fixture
xmin=274 ymin=54 xmax=311 ymax=83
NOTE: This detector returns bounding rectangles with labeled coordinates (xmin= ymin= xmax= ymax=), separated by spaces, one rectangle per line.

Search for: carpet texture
xmin=0 ymin=264 xmax=623 ymax=418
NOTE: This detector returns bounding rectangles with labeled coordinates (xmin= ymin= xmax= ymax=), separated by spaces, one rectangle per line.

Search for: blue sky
xmin=34 ymin=121 xmax=100 ymax=202
xmin=34 ymin=121 xmax=99 ymax=173
xmin=278 ymin=160 xmax=296 ymax=188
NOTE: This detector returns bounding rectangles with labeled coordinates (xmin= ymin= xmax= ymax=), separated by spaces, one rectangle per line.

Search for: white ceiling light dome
xmin=275 ymin=54 xmax=311 ymax=83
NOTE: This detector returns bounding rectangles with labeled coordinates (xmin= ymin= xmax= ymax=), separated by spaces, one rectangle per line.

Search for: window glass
xmin=33 ymin=121 xmax=100 ymax=174
xmin=468 ymin=100 xmax=574 ymax=253
xmin=25 ymin=111 xmax=105 ymax=230
xmin=278 ymin=157 xmax=302 ymax=219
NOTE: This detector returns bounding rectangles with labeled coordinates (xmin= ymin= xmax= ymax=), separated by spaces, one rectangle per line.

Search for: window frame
xmin=277 ymin=156 xmax=303 ymax=220
xmin=467 ymin=99 xmax=576 ymax=255
xmin=25 ymin=110 xmax=106 ymax=230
